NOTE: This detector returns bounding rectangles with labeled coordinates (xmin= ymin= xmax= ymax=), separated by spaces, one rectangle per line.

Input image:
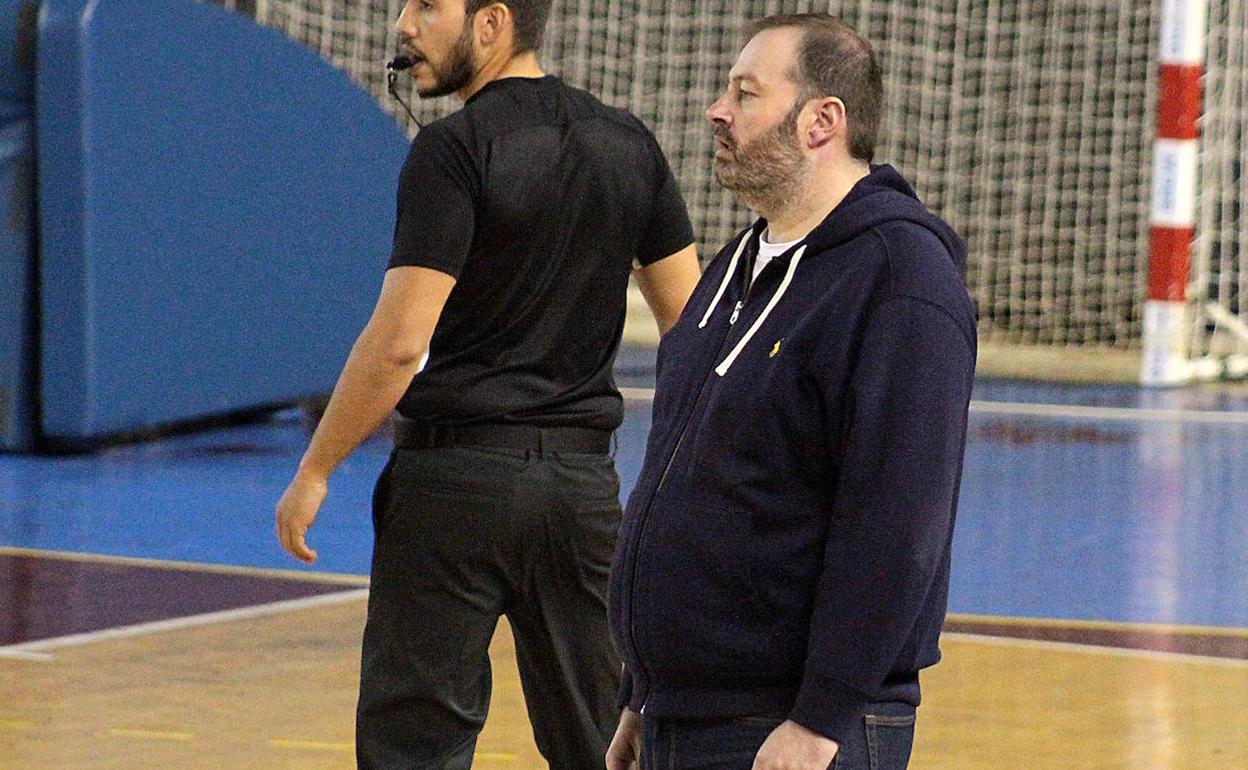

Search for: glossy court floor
xmin=2 ymin=351 xmax=1247 ymax=769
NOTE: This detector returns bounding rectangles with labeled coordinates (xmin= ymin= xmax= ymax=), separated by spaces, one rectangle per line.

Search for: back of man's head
xmin=746 ymin=14 xmax=883 ymax=162
xmin=467 ymin=0 xmax=553 ymax=54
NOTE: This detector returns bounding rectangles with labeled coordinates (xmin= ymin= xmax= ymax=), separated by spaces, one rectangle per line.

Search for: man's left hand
xmin=752 ymin=720 xmax=839 ymax=770
xmin=276 ymin=471 xmax=328 ymax=563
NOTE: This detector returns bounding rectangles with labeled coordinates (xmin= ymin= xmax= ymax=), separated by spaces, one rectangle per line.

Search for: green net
xmin=213 ymin=1 xmax=1248 ymax=359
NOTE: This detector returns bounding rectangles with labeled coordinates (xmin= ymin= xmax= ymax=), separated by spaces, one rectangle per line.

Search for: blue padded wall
xmin=36 ymin=0 xmax=409 ymax=443
xmin=0 ymin=119 xmax=36 ymax=451
xmin=1 ymin=0 xmax=37 ymax=450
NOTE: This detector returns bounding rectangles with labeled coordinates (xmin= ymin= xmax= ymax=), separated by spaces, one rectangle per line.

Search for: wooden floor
xmin=1 ymin=597 xmax=1245 ymax=769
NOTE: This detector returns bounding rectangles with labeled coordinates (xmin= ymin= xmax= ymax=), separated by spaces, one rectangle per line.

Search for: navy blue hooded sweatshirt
xmin=607 ymin=165 xmax=977 ymax=743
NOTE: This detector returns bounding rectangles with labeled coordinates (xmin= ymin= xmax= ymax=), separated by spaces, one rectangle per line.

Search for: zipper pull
xmin=729 ymin=301 xmax=742 ymax=325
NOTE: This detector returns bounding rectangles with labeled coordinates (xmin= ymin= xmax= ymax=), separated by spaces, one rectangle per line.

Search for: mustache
xmin=713 ymin=125 xmax=735 ymax=149
xmin=397 ymin=39 xmax=424 ymax=60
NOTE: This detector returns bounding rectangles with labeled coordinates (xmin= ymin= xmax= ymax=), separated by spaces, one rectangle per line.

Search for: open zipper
xmin=626 ymin=230 xmax=804 ymax=712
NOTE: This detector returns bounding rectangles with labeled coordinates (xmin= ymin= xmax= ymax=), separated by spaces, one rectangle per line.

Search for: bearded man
xmin=606 ymin=14 xmax=976 ymax=770
xmin=274 ymin=0 xmax=700 ymax=767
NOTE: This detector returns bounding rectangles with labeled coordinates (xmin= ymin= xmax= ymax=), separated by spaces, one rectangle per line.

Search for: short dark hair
xmin=466 ymin=0 xmax=552 ymax=53
xmin=746 ymin=14 xmax=884 ymax=162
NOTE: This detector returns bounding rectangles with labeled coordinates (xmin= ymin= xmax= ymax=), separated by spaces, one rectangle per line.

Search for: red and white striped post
xmin=1141 ymin=0 xmax=1207 ymax=385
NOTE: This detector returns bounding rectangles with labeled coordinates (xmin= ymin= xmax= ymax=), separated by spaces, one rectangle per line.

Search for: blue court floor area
xmin=2 ymin=349 xmax=1247 ymax=631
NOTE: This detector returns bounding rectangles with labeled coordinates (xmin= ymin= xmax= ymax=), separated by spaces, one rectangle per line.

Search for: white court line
xmin=968 ymin=400 xmax=1248 ymax=424
xmin=0 ymin=649 xmax=55 ymax=662
xmin=943 ymin=631 xmax=1248 ymax=669
xmin=0 ymin=589 xmax=368 ymax=662
xmin=620 ymin=387 xmax=1248 ymax=424
xmin=0 ymin=546 xmax=369 ymax=586
xmin=620 ymin=387 xmax=657 ymax=401
xmin=619 ymin=384 xmax=658 ymax=401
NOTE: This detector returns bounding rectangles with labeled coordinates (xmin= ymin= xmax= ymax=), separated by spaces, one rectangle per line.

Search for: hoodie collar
xmin=797 ymin=164 xmax=966 ymax=270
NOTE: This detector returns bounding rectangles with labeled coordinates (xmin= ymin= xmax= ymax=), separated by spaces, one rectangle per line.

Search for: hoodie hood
xmin=698 ymin=164 xmax=968 ymax=374
xmin=761 ymin=164 xmax=967 ymax=272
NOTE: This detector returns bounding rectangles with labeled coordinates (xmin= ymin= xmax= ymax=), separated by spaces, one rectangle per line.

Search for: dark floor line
xmin=944 ymin=618 xmax=1248 ymax=660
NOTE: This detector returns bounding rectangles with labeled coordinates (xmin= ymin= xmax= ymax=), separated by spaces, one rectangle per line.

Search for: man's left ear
xmin=478 ymin=2 xmax=510 ymax=46
xmin=805 ymin=97 xmax=845 ymax=149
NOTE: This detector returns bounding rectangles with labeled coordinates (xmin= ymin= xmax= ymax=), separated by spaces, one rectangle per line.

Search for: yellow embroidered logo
xmin=769 ymin=339 xmax=783 ymax=358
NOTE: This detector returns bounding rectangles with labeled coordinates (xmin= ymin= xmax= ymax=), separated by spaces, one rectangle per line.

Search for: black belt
xmin=393 ymin=418 xmax=611 ymax=454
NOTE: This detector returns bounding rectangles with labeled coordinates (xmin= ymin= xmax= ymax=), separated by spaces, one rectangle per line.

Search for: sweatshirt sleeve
xmin=616 ymin=664 xmax=635 ymax=709
xmin=788 ymin=294 xmax=976 ymax=742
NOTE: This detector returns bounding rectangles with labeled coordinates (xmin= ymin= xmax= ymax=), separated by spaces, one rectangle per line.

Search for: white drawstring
xmin=714 ymin=245 xmax=806 ymax=376
xmin=698 ymin=230 xmax=752 ymax=329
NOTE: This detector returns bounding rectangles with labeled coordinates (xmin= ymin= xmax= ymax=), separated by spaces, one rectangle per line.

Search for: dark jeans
xmin=356 ymin=445 xmax=623 ymax=770
xmin=641 ymin=702 xmax=916 ymax=770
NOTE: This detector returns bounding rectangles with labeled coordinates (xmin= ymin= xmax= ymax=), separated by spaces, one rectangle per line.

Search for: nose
xmin=706 ymin=93 xmax=730 ymax=128
xmin=395 ymin=1 xmax=416 ymax=40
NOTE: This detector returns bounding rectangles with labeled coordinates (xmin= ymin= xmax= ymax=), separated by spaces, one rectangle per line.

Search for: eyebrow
xmin=729 ymin=73 xmax=763 ymax=87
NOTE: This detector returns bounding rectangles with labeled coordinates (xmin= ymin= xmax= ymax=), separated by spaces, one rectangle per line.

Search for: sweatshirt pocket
xmin=634 ymin=493 xmax=776 ymax=683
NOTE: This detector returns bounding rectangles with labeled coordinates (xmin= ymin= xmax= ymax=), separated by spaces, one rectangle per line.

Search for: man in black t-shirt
xmin=275 ymin=0 xmax=700 ymax=768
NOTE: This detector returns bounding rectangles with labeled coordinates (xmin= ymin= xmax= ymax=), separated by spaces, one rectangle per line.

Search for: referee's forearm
xmin=297 ymin=327 xmax=423 ymax=481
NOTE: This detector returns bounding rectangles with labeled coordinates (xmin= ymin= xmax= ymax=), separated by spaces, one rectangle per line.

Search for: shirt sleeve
xmin=388 ymin=122 xmax=479 ymax=277
xmin=635 ymin=132 xmax=695 ymax=267
xmin=788 ymin=295 xmax=976 ymax=742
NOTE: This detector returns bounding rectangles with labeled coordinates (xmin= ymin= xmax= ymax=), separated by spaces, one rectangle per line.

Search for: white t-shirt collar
xmin=752 ymin=228 xmax=803 ymax=284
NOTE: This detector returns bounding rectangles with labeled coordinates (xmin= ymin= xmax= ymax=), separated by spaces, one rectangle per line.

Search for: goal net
xmin=212 ymin=0 xmax=1248 ymax=384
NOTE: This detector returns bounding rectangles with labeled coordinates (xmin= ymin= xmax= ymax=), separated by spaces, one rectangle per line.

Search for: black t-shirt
xmin=388 ymin=76 xmax=693 ymax=431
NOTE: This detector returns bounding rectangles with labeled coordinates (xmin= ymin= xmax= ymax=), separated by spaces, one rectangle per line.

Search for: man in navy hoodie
xmin=606 ymin=13 xmax=976 ymax=770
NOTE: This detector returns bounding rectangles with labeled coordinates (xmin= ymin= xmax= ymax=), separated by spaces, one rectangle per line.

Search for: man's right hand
xmin=605 ymin=708 xmax=642 ymax=770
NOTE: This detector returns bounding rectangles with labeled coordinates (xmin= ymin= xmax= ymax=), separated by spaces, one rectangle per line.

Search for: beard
xmin=416 ymin=22 xmax=477 ymax=98
xmin=712 ymin=103 xmax=808 ymax=214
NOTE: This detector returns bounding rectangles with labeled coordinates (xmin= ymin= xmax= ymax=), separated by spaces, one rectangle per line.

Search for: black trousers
xmin=356 ymin=444 xmax=623 ymax=770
